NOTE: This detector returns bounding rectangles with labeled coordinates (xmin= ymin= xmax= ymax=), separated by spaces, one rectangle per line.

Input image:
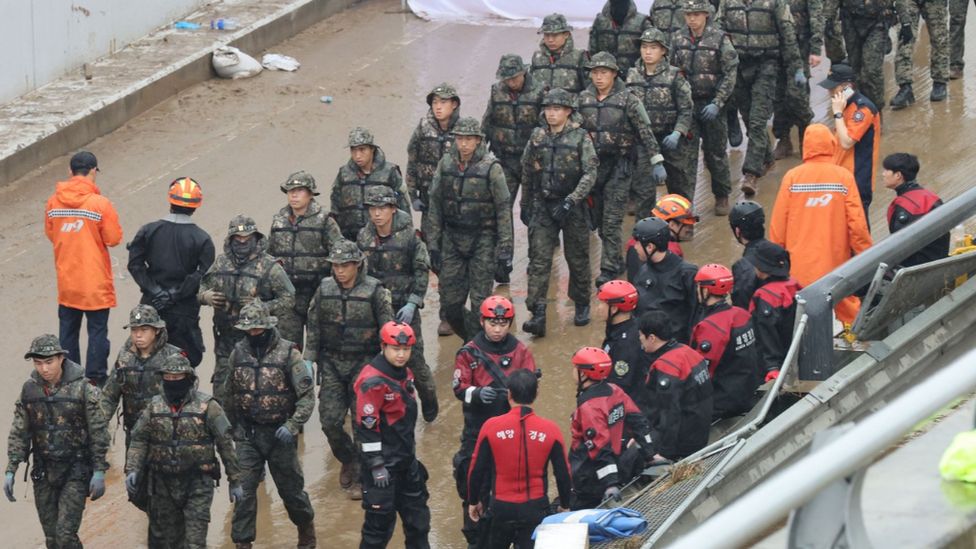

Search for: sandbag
xmin=212 ymin=46 xmax=262 ymax=79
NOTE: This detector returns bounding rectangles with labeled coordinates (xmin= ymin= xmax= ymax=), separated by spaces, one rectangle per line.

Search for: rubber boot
xmin=574 ymin=303 xmax=591 ymax=326
xmin=773 ymin=135 xmax=793 ymax=160
xmin=930 ymin=82 xmax=947 ymax=102
xmin=297 ymin=521 xmax=317 ymax=549
xmin=727 ymin=110 xmax=743 ymax=147
xmin=522 ymin=305 xmax=547 ymax=337
xmin=890 ymin=84 xmax=915 ymax=110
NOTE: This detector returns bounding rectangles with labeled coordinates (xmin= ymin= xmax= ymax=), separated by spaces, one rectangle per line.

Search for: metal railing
xmin=797 ymin=185 xmax=976 ymax=380
xmin=666 ymin=345 xmax=976 ymax=549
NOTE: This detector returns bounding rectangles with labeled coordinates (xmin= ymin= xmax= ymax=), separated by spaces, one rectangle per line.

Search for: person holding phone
xmin=819 ymin=63 xmax=881 ymax=224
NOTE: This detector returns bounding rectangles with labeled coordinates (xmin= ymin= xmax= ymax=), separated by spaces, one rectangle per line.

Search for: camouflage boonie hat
xmin=24 ymin=334 xmax=66 ymax=360
xmin=235 ymin=298 xmax=278 ymax=331
xmin=227 ymin=215 xmax=262 ymax=238
xmin=683 ymin=0 xmax=714 ymax=14
xmin=585 ymin=51 xmax=620 ymax=72
xmin=124 ymin=304 xmax=166 ymax=329
xmin=542 ymin=88 xmax=578 ymax=110
xmin=364 ymin=186 xmax=398 ymax=207
xmin=496 ymin=54 xmax=528 ymax=80
xmin=538 ymin=13 xmax=572 ymax=34
xmin=640 ymin=27 xmax=671 ymax=50
xmin=158 ymin=353 xmax=194 ymax=377
xmin=327 ymin=239 xmax=365 ymax=264
xmin=280 ymin=170 xmax=320 ymax=196
xmin=451 ymin=117 xmax=484 ymax=137
xmin=426 ymin=83 xmax=461 ymax=106
xmin=348 ymin=127 xmax=375 ymax=148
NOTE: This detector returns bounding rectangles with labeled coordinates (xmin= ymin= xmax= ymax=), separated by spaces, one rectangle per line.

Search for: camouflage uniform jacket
xmin=787 ymin=0 xmax=824 ymax=50
xmin=669 ymin=24 xmax=740 ymax=106
xmin=480 ymin=74 xmax=546 ymax=162
xmin=225 ymin=330 xmax=314 ymax=435
xmin=427 ymin=143 xmax=514 ymax=259
xmin=579 ymin=79 xmax=662 ymax=159
xmin=717 ymin=0 xmax=803 ymax=74
xmin=356 ymin=210 xmax=429 ymax=310
xmin=589 ymin=0 xmax=650 ymax=72
xmin=824 ymin=0 xmax=892 ymax=19
xmin=268 ymin=200 xmax=343 ymax=291
xmin=530 ymin=35 xmax=589 ymax=93
xmin=520 ymin=121 xmax=600 ymax=209
xmin=198 ymin=235 xmax=296 ymax=356
xmin=7 ymin=360 xmax=109 ymax=474
xmin=625 ymin=60 xmax=695 ymax=137
xmin=407 ymin=109 xmax=459 ymax=205
xmin=125 ymin=389 xmax=240 ymax=484
xmin=330 ymin=147 xmax=412 ymax=239
xmin=650 ymin=0 xmax=686 ymax=34
xmin=101 ymin=330 xmax=185 ymax=430
xmin=304 ymin=267 xmax=394 ymax=363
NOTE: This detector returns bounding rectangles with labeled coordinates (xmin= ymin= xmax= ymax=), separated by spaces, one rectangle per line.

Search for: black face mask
xmin=610 ymin=0 xmax=629 ymax=24
xmin=247 ymin=330 xmax=273 ymax=350
xmin=163 ymin=377 xmax=194 ymax=403
xmin=230 ymin=237 xmax=257 ymax=263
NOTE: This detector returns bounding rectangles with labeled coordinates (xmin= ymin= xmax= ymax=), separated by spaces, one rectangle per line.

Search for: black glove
xmin=4 ymin=472 xmax=15 ymax=502
xmin=371 ymin=465 xmax=390 ymax=488
xmin=496 ymin=256 xmax=513 ymax=280
xmin=899 ymin=24 xmax=913 ymax=46
xmin=275 ymin=425 xmax=294 ymax=445
xmin=477 ymin=387 xmax=498 ymax=404
xmin=125 ymin=472 xmax=139 ymax=497
xmin=429 ymin=249 xmax=442 ymax=274
xmin=519 ymin=204 xmax=531 ymax=226
xmin=551 ymin=197 xmax=574 ymax=223
xmin=150 ymin=288 xmax=175 ymax=311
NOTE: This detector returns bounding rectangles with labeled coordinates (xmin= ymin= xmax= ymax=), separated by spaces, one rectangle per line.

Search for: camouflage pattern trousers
xmin=896 ymin=0 xmax=950 ymax=84
xmin=498 ymin=155 xmax=525 ymax=205
xmin=688 ymin=100 xmax=733 ymax=199
xmin=439 ymin=229 xmax=496 ymax=341
xmin=732 ymin=56 xmax=778 ymax=177
xmin=232 ymin=424 xmax=314 ymax=543
xmin=842 ymin=17 xmax=889 ymax=109
xmin=526 ymin=203 xmax=592 ymax=310
xmin=593 ymin=155 xmax=631 ymax=277
xmin=32 ymin=461 xmax=90 ymax=549
xmin=319 ymin=355 xmax=370 ymax=464
xmin=275 ymin=286 xmax=316 ymax=351
xmin=147 ymin=472 xmax=214 ymax=548
xmin=773 ymin=43 xmax=814 ymax=141
xmin=211 ymin=330 xmax=246 ymax=406
xmin=825 ymin=15 xmax=848 ymax=63
xmin=950 ymin=0 xmax=976 ymax=69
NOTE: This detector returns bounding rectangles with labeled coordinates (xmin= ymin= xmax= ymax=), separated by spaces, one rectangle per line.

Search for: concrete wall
xmin=1 ymin=0 xmax=208 ymax=103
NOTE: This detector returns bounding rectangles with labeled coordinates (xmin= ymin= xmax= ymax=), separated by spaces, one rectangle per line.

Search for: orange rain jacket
xmin=769 ymin=124 xmax=873 ymax=323
xmin=45 ymin=176 xmax=123 ymax=310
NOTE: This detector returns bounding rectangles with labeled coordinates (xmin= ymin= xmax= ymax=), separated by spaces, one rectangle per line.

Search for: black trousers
xmin=485 ymin=499 xmax=550 ymax=549
xmin=360 ymin=459 xmax=431 ymax=549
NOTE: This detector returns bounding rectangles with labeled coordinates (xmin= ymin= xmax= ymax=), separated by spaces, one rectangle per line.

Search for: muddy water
xmin=2 ymin=1 xmax=976 ymax=546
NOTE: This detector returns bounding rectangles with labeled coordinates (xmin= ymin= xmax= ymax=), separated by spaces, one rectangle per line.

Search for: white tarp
xmin=406 ymin=0 xmax=655 ymax=28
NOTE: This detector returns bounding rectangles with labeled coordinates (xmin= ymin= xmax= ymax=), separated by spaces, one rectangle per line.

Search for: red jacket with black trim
xmin=354 ymin=354 xmax=418 ymax=469
xmin=644 ymin=341 xmax=713 ymax=459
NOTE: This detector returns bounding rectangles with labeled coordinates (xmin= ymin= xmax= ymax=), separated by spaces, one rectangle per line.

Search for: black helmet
xmin=729 ymin=201 xmax=765 ymax=234
xmin=632 ymin=217 xmax=671 ymax=252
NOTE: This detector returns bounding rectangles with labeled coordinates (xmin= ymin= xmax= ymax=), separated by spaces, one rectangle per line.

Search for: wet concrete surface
xmin=2 ymin=1 xmax=976 ymax=546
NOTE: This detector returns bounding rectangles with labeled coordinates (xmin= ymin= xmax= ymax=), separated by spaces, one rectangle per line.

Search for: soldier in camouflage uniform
xmin=889 ymin=0 xmax=950 ymax=108
xmin=650 ymin=0 xmax=687 ymax=33
xmin=717 ymin=0 xmax=804 ymax=196
xmin=269 ymin=171 xmax=343 ymax=350
xmin=823 ymin=0 xmax=893 ymax=109
xmin=580 ymin=51 xmax=666 ymax=289
xmin=225 ymin=300 xmax=317 ymax=548
xmin=332 ymin=127 xmax=412 ymax=241
xmin=626 ymin=28 xmax=696 ymax=214
xmin=949 ymin=0 xmax=972 ymax=79
xmin=125 ymin=354 xmax=243 ymax=549
xmin=356 ymin=186 xmax=439 ymax=423
xmin=481 ymin=54 xmax=545 ymax=212
xmin=521 ymin=89 xmax=599 ymax=337
xmin=305 ymin=240 xmax=393 ymax=497
xmin=671 ymin=1 xmax=739 ymax=215
xmin=530 ymin=13 xmax=589 ymax=93
xmin=407 ymin=83 xmax=460 ymax=337
xmin=590 ymin=0 xmax=651 ymax=73
xmin=772 ymin=0 xmax=823 ymax=159
xmin=427 ymin=118 xmax=514 ymax=341
xmin=198 ymin=215 xmax=296 ymax=405
xmin=5 ymin=335 xmax=109 ymax=549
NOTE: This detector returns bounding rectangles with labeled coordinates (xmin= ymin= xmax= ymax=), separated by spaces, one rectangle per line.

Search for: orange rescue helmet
xmin=571 ymin=347 xmax=613 ymax=381
xmin=653 ymin=194 xmax=698 ymax=225
xmin=597 ymin=280 xmax=639 ymax=312
xmin=695 ymin=264 xmax=735 ymax=296
xmin=480 ymin=295 xmax=515 ymax=319
xmin=380 ymin=321 xmax=416 ymax=346
xmin=168 ymin=177 xmax=203 ymax=209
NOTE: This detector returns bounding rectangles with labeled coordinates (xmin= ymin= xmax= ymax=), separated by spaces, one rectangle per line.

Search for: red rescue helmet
xmin=168 ymin=177 xmax=203 ymax=209
xmin=695 ymin=263 xmax=734 ymax=296
xmin=597 ymin=280 xmax=639 ymax=312
xmin=480 ymin=295 xmax=515 ymax=319
xmin=571 ymin=347 xmax=613 ymax=381
xmin=380 ymin=321 xmax=416 ymax=346
xmin=653 ymin=194 xmax=698 ymax=225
